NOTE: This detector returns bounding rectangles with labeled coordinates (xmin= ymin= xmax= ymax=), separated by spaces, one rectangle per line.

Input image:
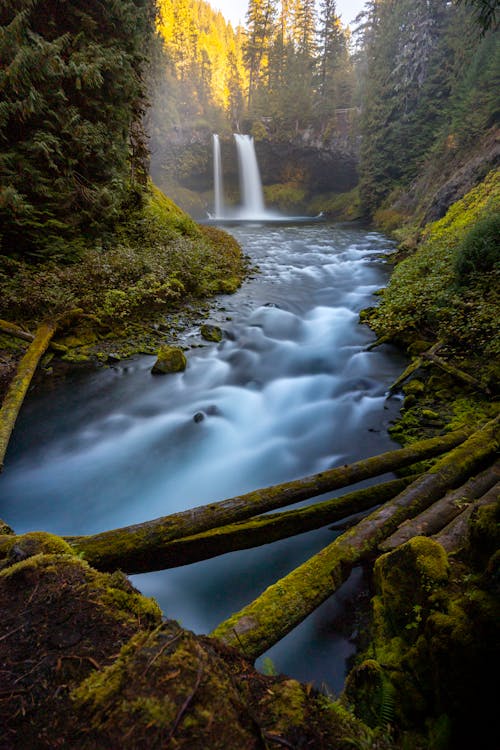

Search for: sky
xmin=208 ymin=0 xmax=367 ymax=29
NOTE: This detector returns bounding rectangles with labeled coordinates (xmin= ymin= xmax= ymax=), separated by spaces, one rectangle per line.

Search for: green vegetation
xmin=357 ymin=0 xmax=498 ymax=217
xmin=0 ymin=0 xmax=154 ymax=259
xmin=367 ymin=172 xmax=500 ymax=366
xmin=0 ymin=183 xmax=245 ymax=337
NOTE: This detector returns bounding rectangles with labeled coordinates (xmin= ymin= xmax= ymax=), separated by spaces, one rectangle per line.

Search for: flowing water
xmin=0 ymin=221 xmax=405 ymax=693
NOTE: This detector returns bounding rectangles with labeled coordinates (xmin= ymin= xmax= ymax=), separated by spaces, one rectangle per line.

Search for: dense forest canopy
xmin=150 ymin=0 xmax=354 ymax=137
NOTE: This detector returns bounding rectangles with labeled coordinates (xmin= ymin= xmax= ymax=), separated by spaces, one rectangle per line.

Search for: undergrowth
xmin=368 ymin=170 xmax=500 ymax=361
xmin=0 ymin=183 xmax=245 ymax=327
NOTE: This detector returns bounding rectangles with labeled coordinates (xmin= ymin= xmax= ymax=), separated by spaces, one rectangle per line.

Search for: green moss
xmin=151 ymin=345 xmax=187 ymax=374
xmin=263 ymin=182 xmax=307 ymax=212
xmin=0 ymin=531 xmax=76 ymax=568
xmin=269 ymin=679 xmax=306 ymax=730
xmin=307 ymin=187 xmax=363 ymax=221
xmin=374 ymin=538 xmax=449 ymax=637
xmin=369 ymin=170 xmax=500 ymax=360
xmin=200 ymin=324 xmax=223 ymax=342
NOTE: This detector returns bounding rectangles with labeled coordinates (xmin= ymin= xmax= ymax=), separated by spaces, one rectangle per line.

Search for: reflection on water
xmin=0 ymin=222 xmax=404 ymax=692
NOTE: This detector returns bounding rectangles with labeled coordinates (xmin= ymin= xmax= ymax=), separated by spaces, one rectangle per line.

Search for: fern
xmin=378 ymin=675 xmax=396 ymax=729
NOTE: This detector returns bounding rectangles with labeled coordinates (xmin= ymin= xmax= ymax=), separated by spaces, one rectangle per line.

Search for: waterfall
xmin=213 ymin=134 xmax=224 ymax=219
xmin=234 ymin=134 xmax=266 ymax=218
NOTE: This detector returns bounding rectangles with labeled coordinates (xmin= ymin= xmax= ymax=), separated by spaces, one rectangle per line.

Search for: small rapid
xmin=0 ymin=222 xmax=405 ymax=692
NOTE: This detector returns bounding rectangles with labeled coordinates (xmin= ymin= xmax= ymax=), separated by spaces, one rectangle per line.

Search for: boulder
xmin=151 ymin=345 xmax=187 ymax=375
xmin=200 ymin=324 xmax=223 ymax=343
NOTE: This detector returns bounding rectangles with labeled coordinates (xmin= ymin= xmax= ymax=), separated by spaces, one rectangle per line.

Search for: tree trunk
xmin=66 ymin=428 xmax=471 ymax=573
xmin=210 ymin=417 xmax=499 ymax=660
xmin=0 ymin=319 xmax=34 ymax=344
xmin=69 ymin=475 xmax=417 ymax=573
xmin=0 ymin=322 xmax=57 ymax=472
xmin=379 ymin=460 xmax=500 ymax=551
xmin=434 ymin=481 xmax=500 ymax=553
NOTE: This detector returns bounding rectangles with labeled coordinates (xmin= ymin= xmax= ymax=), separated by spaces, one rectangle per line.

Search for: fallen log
xmin=434 ymin=481 xmax=500 ymax=553
xmin=0 ymin=322 xmax=57 ymax=472
xmin=69 ymin=475 xmax=417 ymax=574
xmin=210 ymin=417 xmax=499 ymax=660
xmin=0 ymin=317 xmax=68 ymax=353
xmin=379 ymin=460 xmax=500 ymax=551
xmin=66 ymin=428 xmax=471 ymax=573
xmin=422 ymin=350 xmax=490 ymax=394
xmin=365 ymin=334 xmax=391 ymax=352
xmin=387 ymin=343 xmax=441 ymax=395
xmin=0 ymin=319 xmax=34 ymax=343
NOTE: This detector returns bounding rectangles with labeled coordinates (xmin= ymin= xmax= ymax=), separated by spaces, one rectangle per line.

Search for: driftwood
xmin=69 ymin=476 xmax=417 ymax=574
xmin=434 ymin=481 xmax=500 ymax=553
xmin=211 ymin=417 xmax=499 ymax=660
xmin=379 ymin=460 xmax=500 ymax=551
xmin=0 ymin=322 xmax=57 ymax=472
xmin=66 ymin=428 xmax=471 ymax=573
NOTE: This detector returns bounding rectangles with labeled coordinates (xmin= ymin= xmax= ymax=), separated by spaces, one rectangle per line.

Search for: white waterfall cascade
xmin=212 ymin=134 xmax=225 ymax=219
xmin=211 ymin=133 xmax=318 ymax=221
xmin=234 ymin=133 xmax=266 ymax=218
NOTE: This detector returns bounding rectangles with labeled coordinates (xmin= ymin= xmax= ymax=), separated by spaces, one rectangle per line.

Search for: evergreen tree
xmin=317 ymin=0 xmax=352 ymax=122
xmin=0 ymin=0 xmax=154 ymax=258
xmin=358 ymin=0 xmax=459 ymax=214
xmin=244 ymin=0 xmax=278 ymax=109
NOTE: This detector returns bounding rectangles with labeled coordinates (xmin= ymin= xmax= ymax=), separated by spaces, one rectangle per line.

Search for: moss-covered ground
xmin=0 ymin=182 xmax=247 ymax=393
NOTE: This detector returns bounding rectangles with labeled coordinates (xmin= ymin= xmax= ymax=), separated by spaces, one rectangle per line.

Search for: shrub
xmin=454 ymin=212 xmax=500 ymax=282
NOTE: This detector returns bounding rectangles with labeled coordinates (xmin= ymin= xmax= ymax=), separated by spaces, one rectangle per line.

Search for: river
xmin=0 ymin=221 xmax=405 ymax=694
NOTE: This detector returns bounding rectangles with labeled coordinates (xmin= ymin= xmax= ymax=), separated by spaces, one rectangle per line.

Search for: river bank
xmin=0 ymin=188 xmax=498 ymax=749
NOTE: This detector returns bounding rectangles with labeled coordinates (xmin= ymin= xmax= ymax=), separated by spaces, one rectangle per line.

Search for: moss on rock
xmin=151 ymin=345 xmax=187 ymax=375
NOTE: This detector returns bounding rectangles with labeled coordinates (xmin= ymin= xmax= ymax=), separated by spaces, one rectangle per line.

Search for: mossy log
xmin=0 ymin=317 xmax=68 ymax=353
xmin=69 ymin=476 xmax=416 ymax=574
xmin=422 ymin=350 xmax=491 ymax=394
xmin=379 ymin=460 xmax=500 ymax=551
xmin=0 ymin=318 xmax=34 ymax=343
xmin=365 ymin=334 xmax=391 ymax=352
xmin=387 ymin=356 xmax=424 ymax=394
xmin=210 ymin=417 xmax=499 ymax=660
xmin=66 ymin=429 xmax=471 ymax=573
xmin=434 ymin=480 xmax=500 ymax=553
xmin=387 ymin=343 xmax=441 ymax=394
xmin=0 ymin=322 xmax=57 ymax=472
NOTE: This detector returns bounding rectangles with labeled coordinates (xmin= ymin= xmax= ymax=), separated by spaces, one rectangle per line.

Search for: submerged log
xmin=0 ymin=322 xmax=57 ymax=472
xmin=434 ymin=481 xmax=500 ymax=553
xmin=211 ymin=417 xmax=499 ymax=660
xmin=66 ymin=429 xmax=471 ymax=573
xmin=379 ymin=460 xmax=500 ymax=551
xmin=70 ymin=476 xmax=417 ymax=573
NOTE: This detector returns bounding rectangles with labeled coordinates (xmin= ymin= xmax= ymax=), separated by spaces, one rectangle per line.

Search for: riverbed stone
xmin=151 ymin=345 xmax=187 ymax=375
xmin=200 ymin=324 xmax=223 ymax=342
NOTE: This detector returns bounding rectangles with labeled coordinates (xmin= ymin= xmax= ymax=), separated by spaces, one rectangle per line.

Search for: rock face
xmin=0 ymin=530 xmax=369 ymax=749
xmin=151 ymin=345 xmax=187 ymax=375
xmin=150 ymin=126 xmax=359 ymax=217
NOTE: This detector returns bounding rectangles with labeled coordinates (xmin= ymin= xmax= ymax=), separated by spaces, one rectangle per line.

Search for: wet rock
xmin=200 ymin=324 xmax=223 ymax=342
xmin=151 ymin=346 xmax=187 ymax=375
xmin=193 ymin=412 xmax=205 ymax=423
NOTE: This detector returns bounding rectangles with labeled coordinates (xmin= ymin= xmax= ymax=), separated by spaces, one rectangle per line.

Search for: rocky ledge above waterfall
xmin=149 ymin=125 xmax=359 ymax=219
